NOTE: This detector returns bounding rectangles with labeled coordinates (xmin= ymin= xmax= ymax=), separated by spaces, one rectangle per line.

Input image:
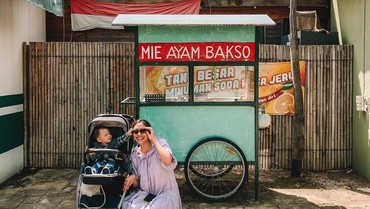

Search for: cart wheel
xmin=189 ymin=164 xmax=234 ymax=179
xmin=184 ymin=138 xmax=247 ymax=200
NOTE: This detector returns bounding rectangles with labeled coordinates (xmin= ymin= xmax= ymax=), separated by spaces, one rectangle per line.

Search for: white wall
xmin=0 ymin=0 xmax=45 ymax=95
xmin=331 ymin=0 xmax=370 ymax=180
xmin=0 ymin=146 xmax=24 ymax=183
xmin=0 ymin=0 xmax=45 ymax=184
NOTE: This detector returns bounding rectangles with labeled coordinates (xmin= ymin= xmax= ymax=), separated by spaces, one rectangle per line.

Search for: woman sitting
xmin=121 ymin=119 xmax=182 ymax=209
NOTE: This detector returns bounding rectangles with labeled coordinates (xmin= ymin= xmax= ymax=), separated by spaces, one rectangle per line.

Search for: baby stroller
xmin=76 ymin=114 xmax=135 ymax=209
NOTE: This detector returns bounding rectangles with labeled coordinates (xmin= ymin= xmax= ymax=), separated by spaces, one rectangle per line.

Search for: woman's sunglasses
xmin=132 ymin=129 xmax=148 ymax=135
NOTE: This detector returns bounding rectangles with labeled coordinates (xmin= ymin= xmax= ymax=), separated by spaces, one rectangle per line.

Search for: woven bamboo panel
xmin=258 ymin=45 xmax=353 ymax=171
xmin=24 ymin=43 xmax=352 ymax=170
xmin=25 ymin=42 xmax=135 ymax=168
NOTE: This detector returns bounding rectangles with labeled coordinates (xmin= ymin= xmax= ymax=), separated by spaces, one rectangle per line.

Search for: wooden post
xmin=289 ymin=0 xmax=305 ymax=177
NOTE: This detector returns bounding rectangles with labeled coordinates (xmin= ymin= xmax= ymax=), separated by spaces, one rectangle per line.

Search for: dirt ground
xmin=260 ymin=169 xmax=370 ymax=189
xmin=257 ymin=169 xmax=370 ymax=208
xmin=1 ymin=168 xmax=370 ymax=208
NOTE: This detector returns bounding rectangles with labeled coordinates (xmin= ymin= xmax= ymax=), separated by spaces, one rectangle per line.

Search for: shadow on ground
xmin=0 ymin=168 xmax=369 ymax=208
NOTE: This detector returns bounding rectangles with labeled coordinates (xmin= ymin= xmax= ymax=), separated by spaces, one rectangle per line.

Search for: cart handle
xmin=121 ymin=97 xmax=136 ymax=104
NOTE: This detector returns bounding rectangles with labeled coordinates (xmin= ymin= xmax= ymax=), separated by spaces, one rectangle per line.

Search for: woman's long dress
xmin=121 ymin=138 xmax=182 ymax=209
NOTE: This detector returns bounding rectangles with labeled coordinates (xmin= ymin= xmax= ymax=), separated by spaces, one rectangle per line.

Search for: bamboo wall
xmin=24 ymin=43 xmax=353 ymax=170
xmin=24 ymin=42 xmax=135 ymax=167
xmin=258 ymin=45 xmax=353 ymax=170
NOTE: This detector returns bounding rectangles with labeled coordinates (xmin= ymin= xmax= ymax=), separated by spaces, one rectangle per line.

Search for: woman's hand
xmin=123 ymin=175 xmax=139 ymax=191
xmin=88 ymin=148 xmax=94 ymax=156
xmin=145 ymin=128 xmax=173 ymax=166
xmin=127 ymin=128 xmax=134 ymax=137
xmin=146 ymin=127 xmax=156 ymax=143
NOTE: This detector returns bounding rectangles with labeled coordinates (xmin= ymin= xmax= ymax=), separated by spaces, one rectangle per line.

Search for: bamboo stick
xmin=316 ymin=45 xmax=321 ymax=171
xmin=337 ymin=46 xmax=342 ymax=169
xmin=306 ymin=46 xmax=311 ymax=170
xmin=22 ymin=43 xmax=28 ymax=167
xmin=57 ymin=42 xmax=64 ymax=167
xmin=29 ymin=43 xmax=34 ymax=166
xmin=52 ymin=42 xmax=57 ymax=167
xmin=317 ymin=46 xmax=321 ymax=171
xmin=68 ymin=42 xmax=72 ymax=167
xmin=37 ymin=42 xmax=43 ymax=167
xmin=322 ymin=46 xmax=326 ymax=170
xmin=46 ymin=43 xmax=50 ymax=167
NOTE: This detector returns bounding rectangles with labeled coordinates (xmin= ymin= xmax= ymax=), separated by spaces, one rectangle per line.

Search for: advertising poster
xmin=259 ymin=62 xmax=306 ymax=115
xmin=193 ymin=66 xmax=254 ymax=102
xmin=140 ymin=66 xmax=189 ymax=102
xmin=140 ymin=65 xmax=254 ymax=102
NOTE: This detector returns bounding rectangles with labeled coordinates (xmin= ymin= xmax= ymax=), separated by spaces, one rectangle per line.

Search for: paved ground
xmin=0 ymin=168 xmax=370 ymax=208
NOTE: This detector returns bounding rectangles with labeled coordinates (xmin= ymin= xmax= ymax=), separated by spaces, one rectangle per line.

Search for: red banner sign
xmin=138 ymin=42 xmax=255 ymax=62
xmin=70 ymin=0 xmax=200 ymax=31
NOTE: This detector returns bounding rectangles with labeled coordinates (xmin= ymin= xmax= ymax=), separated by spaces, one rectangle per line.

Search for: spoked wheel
xmin=189 ymin=164 xmax=235 ymax=179
xmin=184 ymin=138 xmax=247 ymax=200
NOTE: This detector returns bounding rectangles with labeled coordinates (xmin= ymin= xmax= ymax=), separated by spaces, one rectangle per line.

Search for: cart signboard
xmin=113 ymin=14 xmax=275 ymax=201
xmin=138 ymin=42 xmax=256 ymax=62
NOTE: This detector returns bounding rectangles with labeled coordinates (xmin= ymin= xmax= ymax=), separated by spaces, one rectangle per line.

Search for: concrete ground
xmin=0 ymin=168 xmax=369 ymax=209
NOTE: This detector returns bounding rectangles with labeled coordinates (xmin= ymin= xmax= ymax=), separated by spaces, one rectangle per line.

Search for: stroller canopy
xmin=87 ymin=114 xmax=133 ymax=146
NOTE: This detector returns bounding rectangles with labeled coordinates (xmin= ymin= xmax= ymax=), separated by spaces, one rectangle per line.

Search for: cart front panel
xmin=139 ymin=105 xmax=255 ymax=163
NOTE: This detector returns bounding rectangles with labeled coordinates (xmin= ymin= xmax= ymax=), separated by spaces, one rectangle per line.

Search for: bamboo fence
xmin=258 ymin=45 xmax=353 ymax=170
xmin=24 ymin=42 xmax=135 ymax=167
xmin=24 ymin=43 xmax=353 ymax=170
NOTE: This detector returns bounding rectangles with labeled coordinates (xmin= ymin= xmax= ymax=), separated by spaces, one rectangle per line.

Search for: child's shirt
xmin=91 ymin=133 xmax=130 ymax=162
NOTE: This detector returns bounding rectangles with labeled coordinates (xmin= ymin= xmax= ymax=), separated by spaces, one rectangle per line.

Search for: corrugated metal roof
xmin=112 ymin=14 xmax=275 ymax=26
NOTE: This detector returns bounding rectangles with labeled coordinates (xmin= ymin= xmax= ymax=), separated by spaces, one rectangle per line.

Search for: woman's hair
xmin=131 ymin=119 xmax=151 ymax=128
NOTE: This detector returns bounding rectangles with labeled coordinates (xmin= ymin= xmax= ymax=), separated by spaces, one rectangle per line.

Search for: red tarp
xmin=70 ymin=0 xmax=201 ymax=31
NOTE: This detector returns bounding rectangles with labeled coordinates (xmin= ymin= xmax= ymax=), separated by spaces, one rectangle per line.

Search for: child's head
xmin=93 ymin=126 xmax=112 ymax=145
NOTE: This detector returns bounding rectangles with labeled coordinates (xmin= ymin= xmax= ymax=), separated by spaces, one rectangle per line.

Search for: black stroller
xmin=76 ymin=114 xmax=135 ymax=209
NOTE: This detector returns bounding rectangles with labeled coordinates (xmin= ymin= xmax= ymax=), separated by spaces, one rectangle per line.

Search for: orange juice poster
xmin=259 ymin=62 xmax=305 ymax=115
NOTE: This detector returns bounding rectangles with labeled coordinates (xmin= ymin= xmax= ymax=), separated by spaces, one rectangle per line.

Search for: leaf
xmin=282 ymin=82 xmax=293 ymax=90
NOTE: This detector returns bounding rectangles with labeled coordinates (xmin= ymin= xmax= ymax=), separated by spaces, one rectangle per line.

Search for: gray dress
xmin=121 ymin=137 xmax=182 ymax=209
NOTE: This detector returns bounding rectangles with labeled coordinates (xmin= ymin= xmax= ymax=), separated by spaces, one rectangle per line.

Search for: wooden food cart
xmin=113 ymin=14 xmax=275 ymax=201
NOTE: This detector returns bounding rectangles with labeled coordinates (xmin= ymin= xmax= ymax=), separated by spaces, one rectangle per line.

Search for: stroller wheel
xmin=76 ymin=175 xmax=82 ymax=208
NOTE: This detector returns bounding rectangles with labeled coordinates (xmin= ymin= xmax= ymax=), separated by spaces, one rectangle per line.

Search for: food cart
xmin=113 ymin=14 xmax=275 ymax=201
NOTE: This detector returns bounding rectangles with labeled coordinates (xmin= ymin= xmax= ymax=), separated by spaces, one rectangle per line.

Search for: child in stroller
xmin=85 ymin=126 xmax=130 ymax=175
xmin=76 ymin=114 xmax=134 ymax=209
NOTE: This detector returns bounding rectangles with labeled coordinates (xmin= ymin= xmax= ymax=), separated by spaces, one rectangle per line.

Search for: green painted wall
xmin=139 ymin=106 xmax=255 ymax=163
xmin=0 ymin=94 xmax=24 ymax=154
xmin=138 ymin=26 xmax=255 ymax=43
xmin=0 ymin=112 xmax=24 ymax=154
xmin=0 ymin=94 xmax=23 ymax=108
xmin=331 ymin=0 xmax=370 ymax=179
